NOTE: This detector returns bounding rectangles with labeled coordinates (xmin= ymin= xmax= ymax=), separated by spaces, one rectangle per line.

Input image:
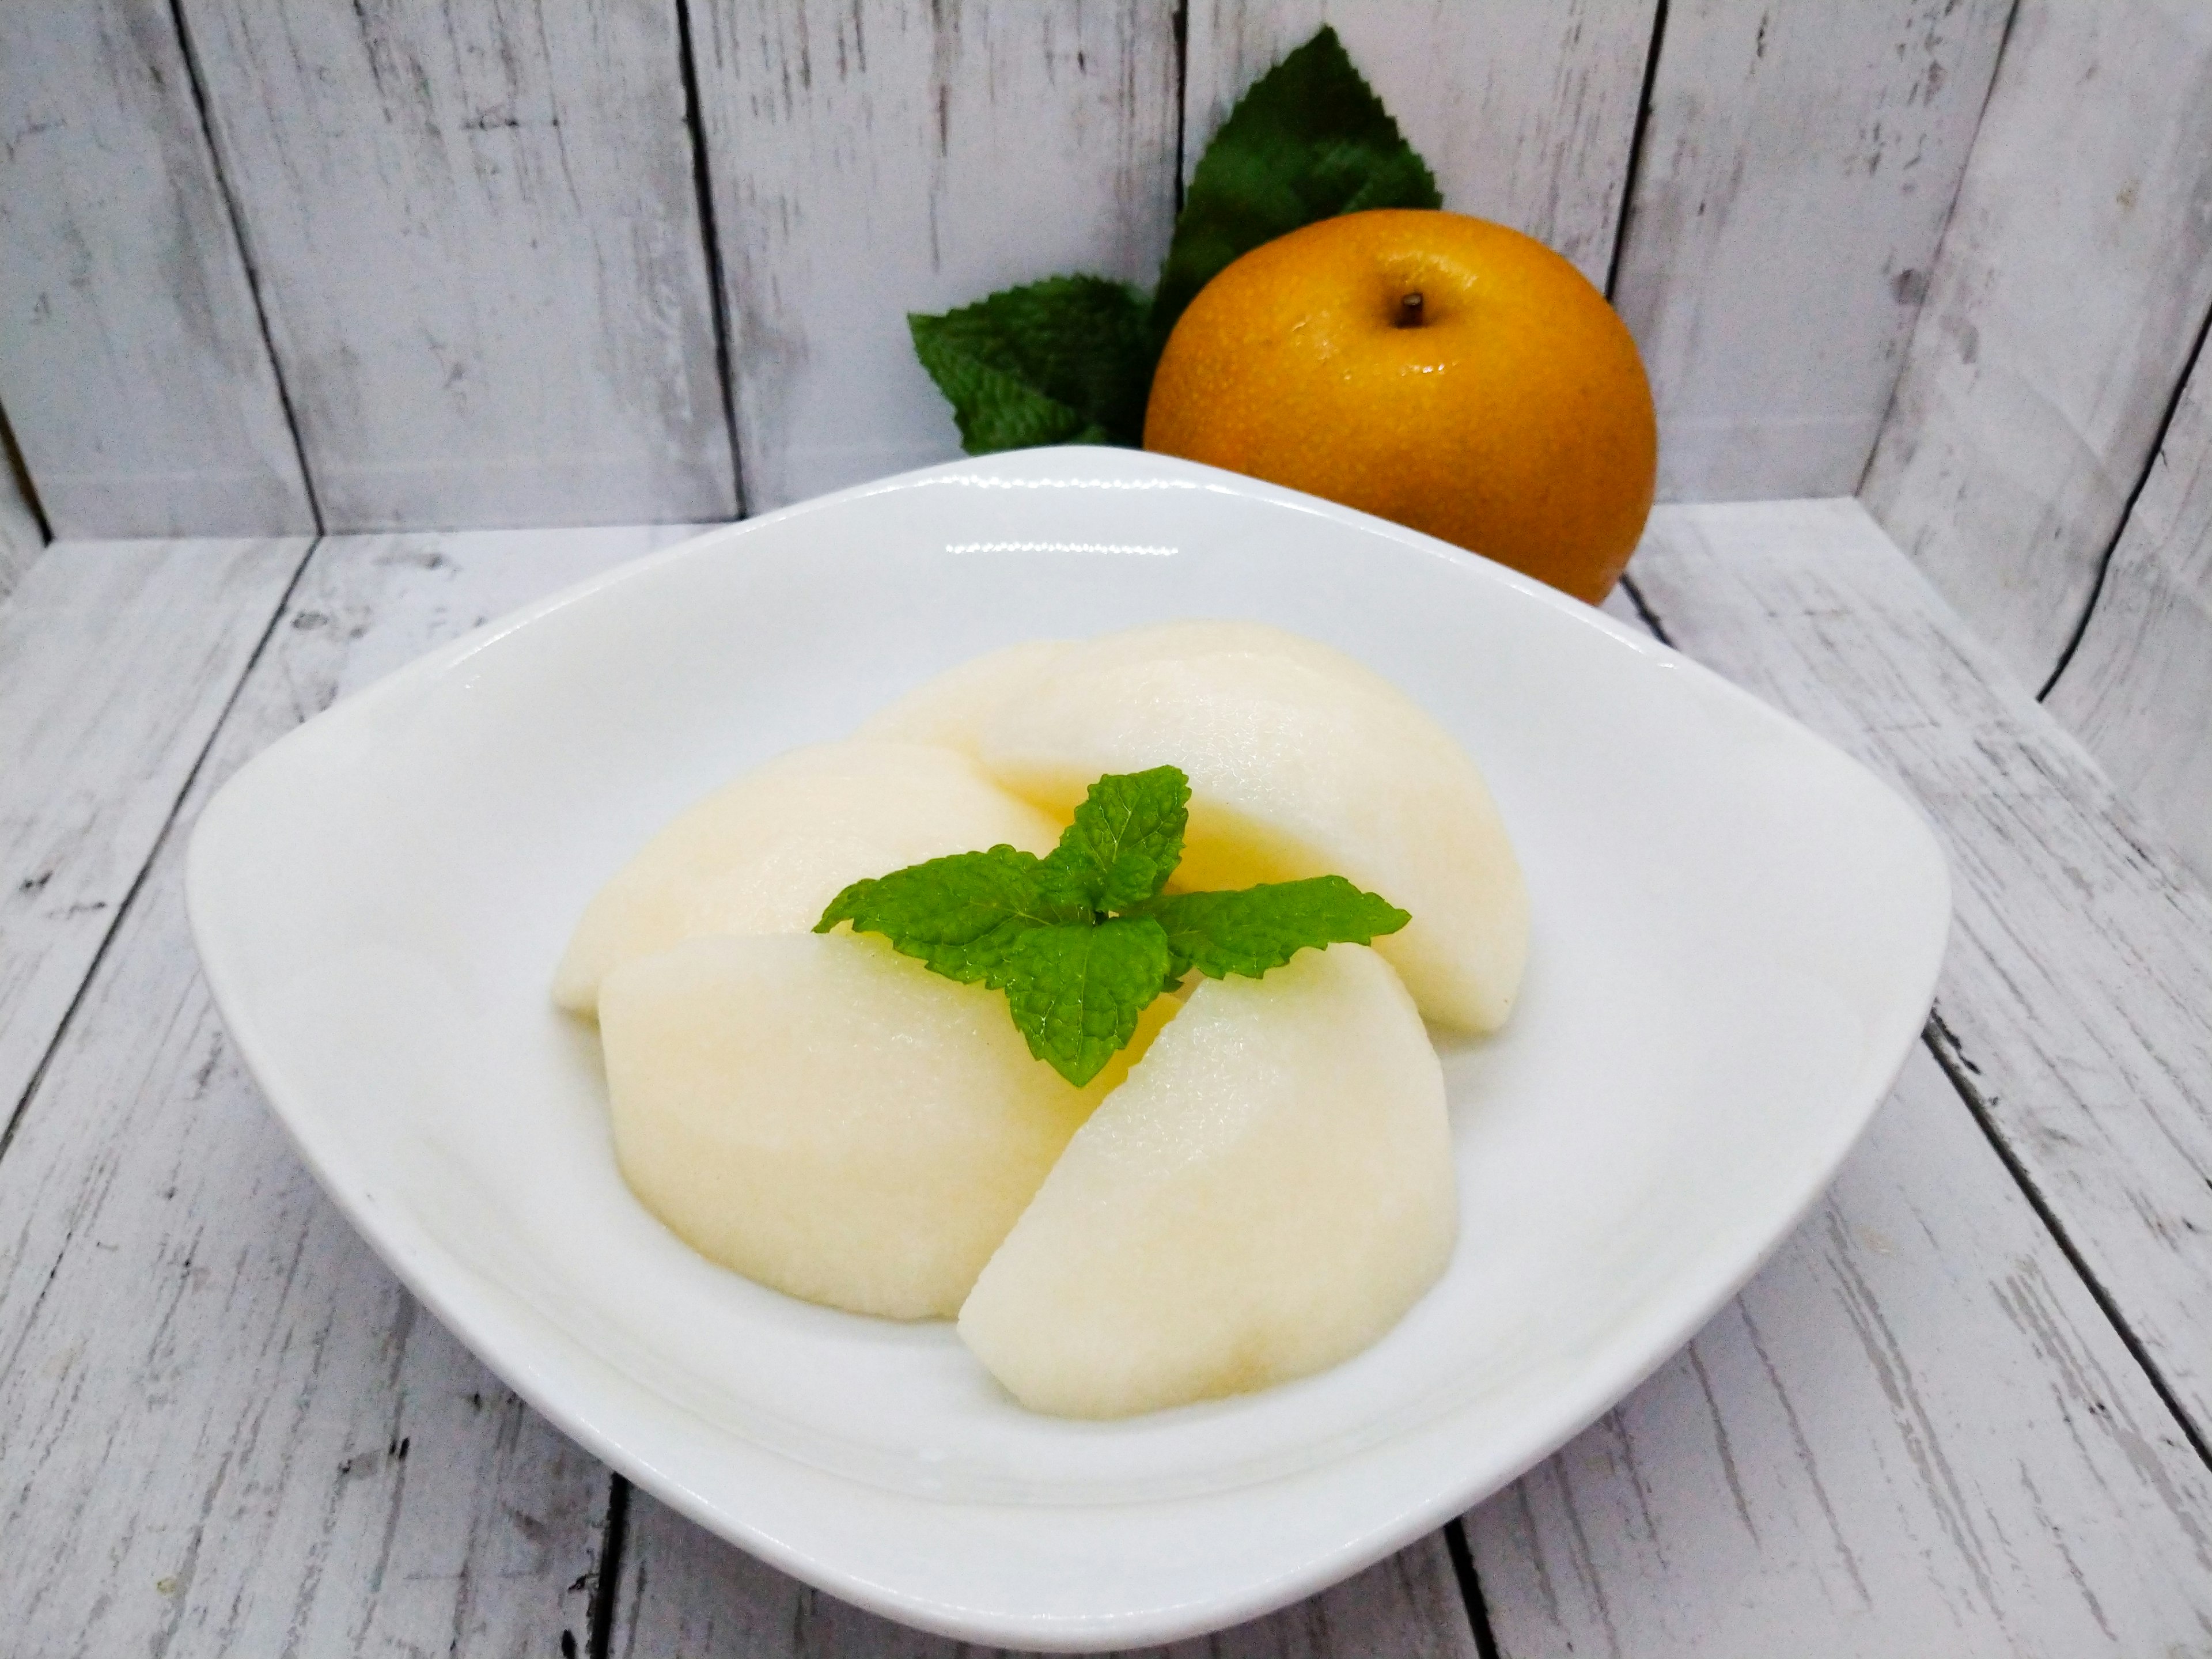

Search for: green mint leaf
xmin=816 ymin=845 xmax=1078 ymax=987
xmin=907 ymin=276 xmax=1154 ymax=454
xmin=1000 ymin=916 xmax=1174 ymax=1088
xmin=820 ymin=767 xmax=1411 ymax=1091
xmin=1039 ymin=765 xmax=1191 ymax=914
xmin=1141 ymin=876 xmax=1411 ymax=983
xmin=1152 ymin=26 xmax=1441 ymax=346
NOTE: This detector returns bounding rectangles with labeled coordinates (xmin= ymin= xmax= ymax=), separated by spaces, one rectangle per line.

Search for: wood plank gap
xmin=1172 ymin=0 xmax=1190 ymax=217
xmin=0 ymin=533 xmax=319 ymax=1166
xmin=0 ymin=400 xmax=51 ymax=549
xmin=1921 ymin=1008 xmax=2212 ymax=1476
xmin=587 ymin=1474 xmax=633 ymax=1659
xmin=676 ymin=0 xmax=748 ymax=520
xmin=2036 ymin=288 xmax=2212 ymax=699
xmin=164 ymin=0 xmax=324 ymax=533
xmin=1853 ymin=0 xmax=2025 ymax=501
xmin=1615 ymin=570 xmax=1675 ymax=646
xmin=1442 ymin=1518 xmax=1502 ymax=1659
xmin=1602 ymin=0 xmax=1668 ymax=304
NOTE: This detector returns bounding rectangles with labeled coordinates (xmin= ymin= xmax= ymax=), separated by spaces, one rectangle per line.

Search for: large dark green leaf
xmin=907 ymin=276 xmax=1154 ymax=454
xmin=1151 ymin=26 xmax=1441 ymax=347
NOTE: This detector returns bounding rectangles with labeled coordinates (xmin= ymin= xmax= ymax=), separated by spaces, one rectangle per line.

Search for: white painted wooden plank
xmin=1621 ymin=498 xmax=2212 ymax=1442
xmin=1615 ymin=0 xmax=2012 ymax=501
xmin=181 ymin=2 xmax=735 ymax=529
xmin=1182 ymin=0 xmax=1656 ymax=287
xmin=613 ymin=1491 xmax=1478 ymax=1659
xmin=2046 ymin=336 xmax=2212 ymax=892
xmin=0 ymin=536 xmax=308 ymax=1126
xmin=1862 ymin=0 xmax=2212 ymax=686
xmin=0 ymin=412 xmax=45 ymax=599
xmin=692 ymin=0 xmax=1180 ymax=512
xmin=0 ymin=524 xmax=701 ymax=1657
xmin=1472 ymin=1044 xmax=2212 ymax=1657
xmin=0 ymin=0 xmax=315 ymax=537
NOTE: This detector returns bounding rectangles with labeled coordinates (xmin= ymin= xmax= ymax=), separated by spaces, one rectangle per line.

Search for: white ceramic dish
xmin=187 ymin=447 xmax=1949 ymax=1650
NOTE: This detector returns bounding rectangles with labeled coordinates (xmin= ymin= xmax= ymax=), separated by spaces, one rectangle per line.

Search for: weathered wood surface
xmin=1862 ymin=0 xmax=2212 ymax=688
xmin=1183 ymin=0 xmax=1656 ymax=289
xmin=1472 ymin=1043 xmax=2212 ymax=1658
xmin=0 ymin=536 xmax=308 ymax=1132
xmin=0 ymin=0 xmax=314 ymax=537
xmin=1461 ymin=528 xmax=2212 ymax=1654
xmin=1622 ymin=498 xmax=2212 ymax=1447
xmin=2047 ymin=334 xmax=2212 ymax=893
xmin=1613 ymin=0 xmax=2012 ymax=501
xmin=181 ymin=1 xmax=735 ymax=530
xmin=613 ymin=1497 xmax=1479 ymax=1659
xmin=0 ymin=525 xmax=698 ymax=1657
xmin=689 ymin=0 xmax=1181 ymax=513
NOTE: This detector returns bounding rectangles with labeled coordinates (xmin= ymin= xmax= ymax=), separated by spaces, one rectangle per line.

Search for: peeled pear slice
xmin=975 ymin=620 xmax=1528 ymax=1032
xmin=600 ymin=931 xmax=1176 ymax=1319
xmin=958 ymin=944 xmax=1454 ymax=1417
xmin=856 ymin=639 xmax=1074 ymax=754
xmin=554 ymin=739 xmax=1058 ymax=1015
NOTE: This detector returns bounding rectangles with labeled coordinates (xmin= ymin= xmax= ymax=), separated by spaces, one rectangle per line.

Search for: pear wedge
xmin=857 ymin=639 xmax=1074 ymax=753
xmin=959 ymin=944 xmax=1454 ymax=1417
xmin=976 ymin=621 xmax=1528 ymax=1032
xmin=600 ymin=932 xmax=1173 ymax=1319
xmin=554 ymin=739 xmax=1058 ymax=1015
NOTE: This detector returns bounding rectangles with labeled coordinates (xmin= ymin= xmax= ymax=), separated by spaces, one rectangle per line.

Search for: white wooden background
xmin=6 ymin=1 xmax=2206 ymax=883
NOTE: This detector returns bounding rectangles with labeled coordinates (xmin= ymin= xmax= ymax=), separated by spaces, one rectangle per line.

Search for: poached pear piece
xmin=553 ymin=739 xmax=1058 ymax=1016
xmin=600 ymin=931 xmax=1175 ymax=1319
xmin=856 ymin=639 xmax=1074 ymax=755
xmin=975 ymin=620 xmax=1529 ymax=1032
xmin=959 ymin=943 xmax=1454 ymax=1418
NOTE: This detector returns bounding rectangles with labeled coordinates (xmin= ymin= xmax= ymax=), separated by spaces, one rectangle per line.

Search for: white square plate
xmin=188 ymin=448 xmax=1949 ymax=1650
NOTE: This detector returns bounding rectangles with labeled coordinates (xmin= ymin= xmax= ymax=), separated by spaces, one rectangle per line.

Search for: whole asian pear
xmin=1143 ymin=210 xmax=1657 ymax=604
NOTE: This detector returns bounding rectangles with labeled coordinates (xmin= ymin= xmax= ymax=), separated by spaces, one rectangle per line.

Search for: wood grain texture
xmin=1615 ymin=0 xmax=2012 ymax=500
xmin=691 ymin=0 xmax=1180 ymax=511
xmin=0 ymin=536 xmax=308 ymax=1127
xmin=2046 ymin=336 xmax=2212 ymax=892
xmin=0 ymin=524 xmax=700 ymax=1656
xmin=1861 ymin=0 xmax=2212 ymax=686
xmin=1622 ymin=498 xmax=2212 ymax=1445
xmin=180 ymin=0 xmax=735 ymax=529
xmin=612 ymin=1491 xmax=1478 ymax=1659
xmin=0 ymin=0 xmax=314 ymax=537
xmin=1182 ymin=0 xmax=1656 ymax=287
xmin=1472 ymin=1044 xmax=2212 ymax=1658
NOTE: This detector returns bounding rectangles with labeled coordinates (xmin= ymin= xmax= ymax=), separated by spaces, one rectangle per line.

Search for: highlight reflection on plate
xmin=188 ymin=447 xmax=1948 ymax=1652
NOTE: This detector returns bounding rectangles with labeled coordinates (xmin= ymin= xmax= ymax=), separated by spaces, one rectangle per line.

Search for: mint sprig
xmin=905 ymin=27 xmax=1439 ymax=455
xmin=1001 ymin=917 xmax=1176 ymax=1090
xmin=816 ymin=766 xmax=1408 ymax=1086
xmin=1039 ymin=763 xmax=1189 ymax=912
xmin=817 ymin=844 xmax=1082 ymax=987
xmin=1138 ymin=877 xmax=1411 ymax=984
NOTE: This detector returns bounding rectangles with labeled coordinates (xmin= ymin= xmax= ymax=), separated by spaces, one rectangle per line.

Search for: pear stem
xmin=1396 ymin=291 xmax=1425 ymax=328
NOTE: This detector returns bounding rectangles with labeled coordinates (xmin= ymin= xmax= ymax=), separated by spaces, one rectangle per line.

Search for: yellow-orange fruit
xmin=1144 ymin=210 xmax=1656 ymax=604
